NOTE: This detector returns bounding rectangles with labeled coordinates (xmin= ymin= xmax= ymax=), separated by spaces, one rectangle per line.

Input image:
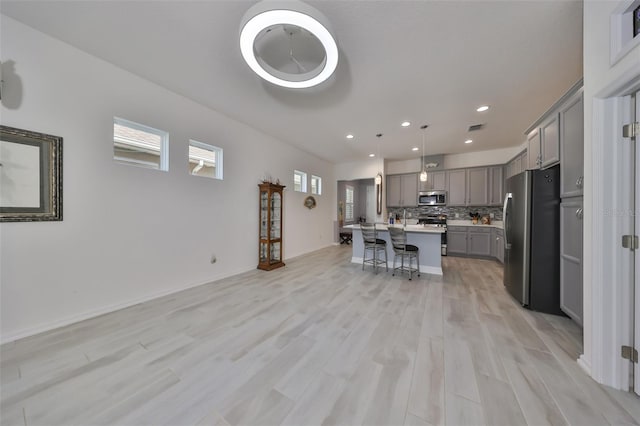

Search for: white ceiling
xmin=0 ymin=0 xmax=583 ymax=164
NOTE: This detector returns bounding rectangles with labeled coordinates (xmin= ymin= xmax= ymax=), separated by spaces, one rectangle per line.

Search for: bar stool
xmin=388 ymin=227 xmax=420 ymax=280
xmin=360 ymin=223 xmax=388 ymax=273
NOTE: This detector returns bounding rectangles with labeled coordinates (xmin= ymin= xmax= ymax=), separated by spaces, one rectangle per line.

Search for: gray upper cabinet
xmin=520 ymin=151 xmax=528 ymax=173
xmin=419 ymin=170 xmax=447 ymax=192
xmin=527 ymin=128 xmax=541 ymax=170
xmin=447 ymin=169 xmax=467 ymax=206
xmin=540 ymin=113 xmax=560 ymax=168
xmin=560 ymin=90 xmax=584 ymax=198
xmin=387 ymin=175 xmax=402 ymax=206
xmin=401 ymin=173 xmax=418 ymax=206
xmin=560 ymin=198 xmax=583 ymax=325
xmin=505 ymin=151 xmax=526 ymax=178
xmin=387 ymin=173 xmax=418 ymax=207
xmin=467 ymin=168 xmax=488 ymax=205
xmin=488 ymin=166 xmax=503 ymax=206
xmin=430 ymin=171 xmax=447 ymax=191
xmin=527 ymin=114 xmax=560 ymax=170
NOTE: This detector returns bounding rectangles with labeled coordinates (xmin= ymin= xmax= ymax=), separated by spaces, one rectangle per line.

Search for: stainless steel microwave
xmin=418 ymin=190 xmax=447 ymax=206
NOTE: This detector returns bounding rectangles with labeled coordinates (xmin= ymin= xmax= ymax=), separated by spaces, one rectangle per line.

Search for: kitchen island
xmin=346 ymin=224 xmax=445 ymax=276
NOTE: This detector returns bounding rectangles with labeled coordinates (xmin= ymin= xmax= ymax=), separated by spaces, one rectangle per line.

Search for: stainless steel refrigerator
xmin=503 ymin=164 xmax=562 ymax=315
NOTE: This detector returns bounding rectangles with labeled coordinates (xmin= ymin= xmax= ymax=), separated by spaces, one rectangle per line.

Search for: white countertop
xmin=344 ymin=224 xmax=445 ymax=234
xmin=447 ymin=220 xmax=503 ymax=229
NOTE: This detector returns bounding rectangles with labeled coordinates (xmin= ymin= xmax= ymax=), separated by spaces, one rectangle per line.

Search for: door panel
xmin=528 ymin=129 xmax=541 ymax=170
xmin=447 ymin=169 xmax=467 ymax=206
xmin=560 ymin=91 xmax=584 ymax=197
xmin=467 ymin=168 xmax=488 ymax=205
xmin=541 ymin=114 xmax=560 ymax=168
xmin=560 ymin=199 xmax=583 ymax=325
xmin=635 ymin=90 xmax=639 ymax=395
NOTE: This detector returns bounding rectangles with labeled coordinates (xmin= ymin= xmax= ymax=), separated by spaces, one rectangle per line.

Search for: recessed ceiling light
xmin=346 ymin=134 xmax=354 ymax=139
xmin=401 ymin=121 xmax=411 ymax=127
xmin=369 ymin=153 xmax=375 ymax=157
xmin=476 ymin=105 xmax=490 ymax=112
xmin=412 ymin=147 xmax=419 ymax=151
xmin=465 ymin=139 xmax=473 ymax=144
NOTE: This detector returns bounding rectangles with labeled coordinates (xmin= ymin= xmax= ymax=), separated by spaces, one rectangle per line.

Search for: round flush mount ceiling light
xmin=476 ymin=105 xmax=490 ymax=112
xmin=465 ymin=139 xmax=473 ymax=144
xmin=346 ymin=134 xmax=354 ymax=139
xmin=401 ymin=121 xmax=411 ymax=127
xmin=239 ymin=0 xmax=338 ymax=89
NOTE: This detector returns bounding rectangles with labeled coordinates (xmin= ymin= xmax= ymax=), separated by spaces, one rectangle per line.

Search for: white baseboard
xmin=577 ymin=354 xmax=592 ymax=376
xmin=0 ymin=267 xmax=252 ymax=345
xmin=2 ymin=244 xmax=340 ymax=345
xmin=350 ymin=257 xmax=443 ymax=276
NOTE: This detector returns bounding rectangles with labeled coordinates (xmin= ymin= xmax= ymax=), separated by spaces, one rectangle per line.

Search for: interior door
xmin=634 ymin=90 xmax=640 ymax=395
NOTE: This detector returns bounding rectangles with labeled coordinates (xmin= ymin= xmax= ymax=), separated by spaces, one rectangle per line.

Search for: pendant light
xmin=374 ymin=133 xmax=383 ymax=215
xmin=374 ymin=133 xmax=383 ymax=185
xmin=419 ymin=125 xmax=429 ymax=182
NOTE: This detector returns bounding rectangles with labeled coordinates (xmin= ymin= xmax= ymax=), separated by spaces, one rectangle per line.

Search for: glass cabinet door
xmin=258 ymin=183 xmax=285 ymax=271
xmin=270 ymin=192 xmax=281 ymax=239
xmin=270 ymin=241 xmax=281 ymax=263
xmin=260 ymin=191 xmax=268 ymax=239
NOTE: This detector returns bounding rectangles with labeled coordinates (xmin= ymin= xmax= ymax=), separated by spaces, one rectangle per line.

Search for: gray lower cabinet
xmin=468 ymin=227 xmax=491 ymax=256
xmin=447 ymin=226 xmax=469 ymax=255
xmin=448 ymin=225 xmax=495 ymax=258
xmin=560 ymin=198 xmax=583 ymax=325
xmin=491 ymin=228 xmax=504 ymax=263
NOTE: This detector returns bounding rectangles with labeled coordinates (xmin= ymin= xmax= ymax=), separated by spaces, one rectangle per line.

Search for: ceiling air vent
xmin=468 ymin=124 xmax=485 ymax=131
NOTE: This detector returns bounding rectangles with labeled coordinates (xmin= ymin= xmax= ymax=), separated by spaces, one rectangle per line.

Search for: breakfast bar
xmin=346 ymin=224 xmax=445 ymax=275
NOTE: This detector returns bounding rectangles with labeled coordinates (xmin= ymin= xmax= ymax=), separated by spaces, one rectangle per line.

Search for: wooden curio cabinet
xmin=258 ymin=182 xmax=285 ymax=270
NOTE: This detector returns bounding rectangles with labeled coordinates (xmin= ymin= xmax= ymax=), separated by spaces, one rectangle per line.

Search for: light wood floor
xmin=2 ymin=246 xmax=639 ymax=426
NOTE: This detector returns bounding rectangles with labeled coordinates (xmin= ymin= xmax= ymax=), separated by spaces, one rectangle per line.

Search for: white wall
xmin=386 ymin=158 xmax=422 ymax=175
xmin=0 ymin=16 xmax=335 ymax=342
xmin=583 ymin=0 xmax=640 ymax=387
xmin=335 ymin=160 xmax=387 ymax=222
xmin=443 ymin=146 xmax=524 ymax=169
xmin=334 ymin=159 xmax=381 ymax=181
xmin=386 ymin=146 xmax=524 ymax=174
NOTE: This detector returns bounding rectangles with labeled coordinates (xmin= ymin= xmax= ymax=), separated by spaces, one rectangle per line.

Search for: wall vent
xmin=468 ymin=124 xmax=485 ymax=131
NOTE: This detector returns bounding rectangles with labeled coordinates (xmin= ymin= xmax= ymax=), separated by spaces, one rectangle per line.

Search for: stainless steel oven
xmin=418 ymin=190 xmax=447 ymax=206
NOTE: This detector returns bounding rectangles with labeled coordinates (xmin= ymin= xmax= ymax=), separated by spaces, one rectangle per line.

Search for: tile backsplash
xmin=388 ymin=205 xmax=503 ymax=221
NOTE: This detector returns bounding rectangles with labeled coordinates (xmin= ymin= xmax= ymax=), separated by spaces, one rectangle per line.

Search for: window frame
xmin=345 ymin=185 xmax=354 ymax=222
xmin=188 ymin=139 xmax=223 ymax=180
xmin=310 ymin=175 xmax=322 ymax=195
xmin=294 ymin=170 xmax=307 ymax=192
xmin=113 ymin=116 xmax=169 ymax=171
